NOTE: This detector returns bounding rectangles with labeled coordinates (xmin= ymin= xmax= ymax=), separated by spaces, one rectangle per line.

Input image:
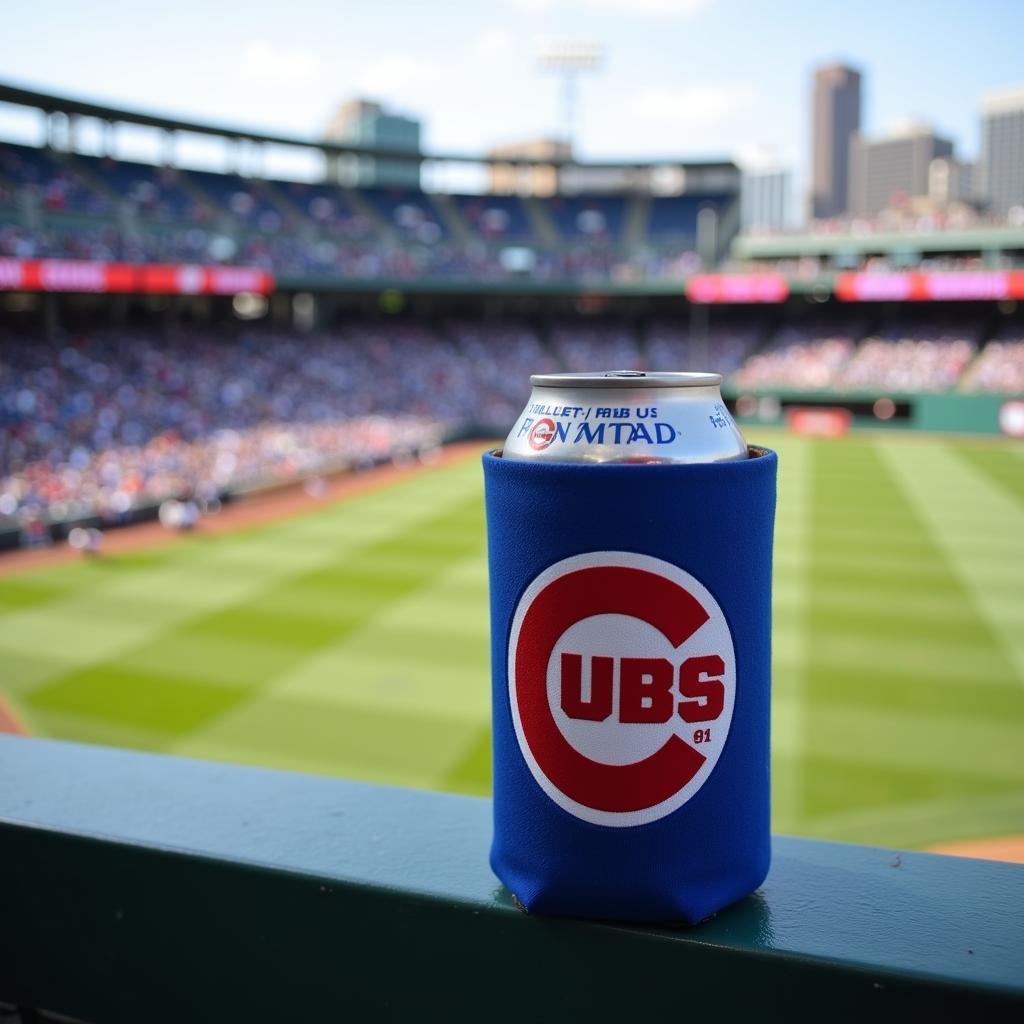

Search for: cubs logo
xmin=508 ymin=551 xmax=735 ymax=827
xmin=527 ymin=417 xmax=558 ymax=451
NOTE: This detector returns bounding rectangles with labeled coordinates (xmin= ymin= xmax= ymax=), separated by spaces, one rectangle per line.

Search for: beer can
xmin=483 ymin=370 xmax=777 ymax=924
xmin=502 ymin=370 xmax=747 ymax=464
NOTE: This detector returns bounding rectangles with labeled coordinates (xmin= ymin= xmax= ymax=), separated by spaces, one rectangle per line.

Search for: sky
xmin=1 ymin=0 xmax=1022 ymax=190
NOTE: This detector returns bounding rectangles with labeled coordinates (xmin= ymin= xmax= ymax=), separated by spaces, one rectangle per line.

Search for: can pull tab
xmin=603 ymin=370 xmax=646 ymax=378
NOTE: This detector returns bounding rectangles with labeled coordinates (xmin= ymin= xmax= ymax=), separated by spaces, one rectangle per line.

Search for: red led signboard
xmin=686 ymin=273 xmax=789 ymax=304
xmin=835 ymin=271 xmax=1024 ymax=303
xmin=0 ymin=259 xmax=274 ymax=296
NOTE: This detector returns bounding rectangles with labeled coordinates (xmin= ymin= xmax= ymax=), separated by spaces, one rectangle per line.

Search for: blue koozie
xmin=483 ymin=447 xmax=777 ymax=924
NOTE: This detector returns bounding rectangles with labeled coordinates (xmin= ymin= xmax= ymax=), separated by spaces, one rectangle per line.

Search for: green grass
xmin=2 ymin=433 xmax=1023 ymax=850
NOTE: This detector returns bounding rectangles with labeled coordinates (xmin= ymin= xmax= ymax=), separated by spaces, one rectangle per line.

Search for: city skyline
xmin=0 ymin=0 xmax=1021 ymax=183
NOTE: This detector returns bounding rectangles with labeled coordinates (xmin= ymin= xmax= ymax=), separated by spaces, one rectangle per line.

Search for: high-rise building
xmin=848 ymin=124 xmax=954 ymax=216
xmin=741 ymin=168 xmax=792 ymax=232
xmin=978 ymin=86 xmax=1024 ymax=215
xmin=486 ymin=138 xmax=572 ymax=195
xmin=324 ymin=99 xmax=421 ymax=188
xmin=928 ymin=157 xmax=975 ymax=206
xmin=810 ymin=64 xmax=861 ymax=220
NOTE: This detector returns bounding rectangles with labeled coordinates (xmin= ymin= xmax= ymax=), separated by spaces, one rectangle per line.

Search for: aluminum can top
xmin=529 ymin=370 xmax=724 ymax=389
xmin=503 ymin=369 xmax=747 ymax=464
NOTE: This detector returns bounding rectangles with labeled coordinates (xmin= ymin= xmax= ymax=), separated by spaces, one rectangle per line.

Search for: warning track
xmin=927 ymin=836 xmax=1024 ymax=865
xmin=0 ymin=441 xmax=488 ymax=579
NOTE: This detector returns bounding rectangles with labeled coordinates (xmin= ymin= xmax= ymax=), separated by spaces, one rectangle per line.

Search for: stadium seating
xmin=448 ymin=193 xmax=532 ymax=242
xmin=0 ymin=142 xmax=732 ymax=281
xmin=550 ymin=320 xmax=644 ymax=371
xmin=359 ymin=187 xmax=446 ymax=243
xmin=0 ymin=141 xmax=111 ymax=216
xmin=545 ymin=194 xmax=627 ymax=244
xmin=961 ymin=327 xmax=1024 ymax=393
xmin=7 ymin=310 xmax=1020 ymax=529
xmin=185 ymin=169 xmax=292 ymax=232
xmin=648 ymin=195 xmax=707 ymax=243
xmin=838 ymin=322 xmax=977 ymax=392
xmin=646 ymin=320 xmax=760 ymax=377
xmin=733 ymin=324 xmax=858 ymax=389
xmin=76 ymin=155 xmax=209 ymax=223
xmin=271 ymin=179 xmax=374 ymax=238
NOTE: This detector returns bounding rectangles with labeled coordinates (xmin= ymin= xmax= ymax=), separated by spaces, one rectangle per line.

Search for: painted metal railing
xmin=1 ymin=735 xmax=1021 ymax=1021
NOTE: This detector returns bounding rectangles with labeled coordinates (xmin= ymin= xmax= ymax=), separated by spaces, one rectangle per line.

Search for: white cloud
xmin=508 ymin=0 xmax=710 ymax=15
xmin=507 ymin=0 xmax=556 ymax=11
xmin=356 ymin=54 xmax=434 ymax=100
xmin=580 ymin=0 xmax=710 ymax=13
xmin=238 ymin=41 xmax=323 ymax=84
xmin=734 ymin=141 xmax=784 ymax=171
xmin=476 ymin=28 xmax=514 ymax=57
xmin=633 ymin=84 xmax=755 ymax=127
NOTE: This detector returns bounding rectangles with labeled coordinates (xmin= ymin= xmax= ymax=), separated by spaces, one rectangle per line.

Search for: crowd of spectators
xmin=4 ymin=417 xmax=440 ymax=532
xmin=0 ymin=326 xmax=436 ymax=530
xmin=0 ymin=142 xmax=718 ymax=284
xmin=646 ymin=321 xmax=759 ymax=377
xmin=745 ymin=204 xmax=1024 ymax=240
xmin=0 ymin=218 xmax=702 ymax=284
xmin=838 ymin=323 xmax=977 ymax=392
xmin=2 ymin=314 xmax=1022 ymax=535
xmin=961 ymin=330 xmax=1024 ymax=393
xmin=731 ymin=319 xmax=1006 ymax=393
xmin=0 ymin=322 xmax=565 ymax=530
xmin=549 ymin=321 xmax=644 ymax=372
xmin=733 ymin=325 xmax=858 ymax=389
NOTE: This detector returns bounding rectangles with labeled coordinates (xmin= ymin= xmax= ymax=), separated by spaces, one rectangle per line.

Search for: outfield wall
xmin=726 ymin=389 xmax=1020 ymax=436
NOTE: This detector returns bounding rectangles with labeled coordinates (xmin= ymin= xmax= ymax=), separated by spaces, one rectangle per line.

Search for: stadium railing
xmin=1 ymin=734 xmax=1022 ymax=1021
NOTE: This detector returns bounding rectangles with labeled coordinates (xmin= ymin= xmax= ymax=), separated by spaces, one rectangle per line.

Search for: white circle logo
xmin=999 ymin=400 xmax=1024 ymax=439
xmin=508 ymin=551 xmax=736 ymax=827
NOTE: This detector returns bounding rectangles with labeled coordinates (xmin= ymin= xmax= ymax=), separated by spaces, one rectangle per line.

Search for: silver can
xmin=503 ymin=370 xmax=747 ymax=464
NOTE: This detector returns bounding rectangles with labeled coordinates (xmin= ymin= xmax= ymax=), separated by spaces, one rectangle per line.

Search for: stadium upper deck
xmin=731 ymin=217 xmax=1024 ymax=275
xmin=0 ymin=84 xmax=741 ymax=285
xmin=0 ymin=140 xmax=734 ymax=281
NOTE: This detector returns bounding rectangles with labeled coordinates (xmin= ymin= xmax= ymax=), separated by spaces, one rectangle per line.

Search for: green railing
xmin=1 ymin=735 xmax=1022 ymax=1021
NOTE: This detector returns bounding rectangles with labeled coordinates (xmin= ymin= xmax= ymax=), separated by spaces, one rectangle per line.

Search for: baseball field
xmin=1 ymin=430 xmax=1022 ymax=851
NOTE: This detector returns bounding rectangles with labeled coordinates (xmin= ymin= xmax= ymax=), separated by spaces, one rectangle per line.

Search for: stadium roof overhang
xmin=733 ymin=227 xmax=1024 ymax=259
xmin=0 ymin=80 xmax=738 ymax=176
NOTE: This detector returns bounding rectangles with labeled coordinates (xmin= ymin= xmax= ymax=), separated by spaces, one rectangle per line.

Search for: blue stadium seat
xmin=545 ymin=194 xmax=626 ymax=244
xmin=186 ymin=169 xmax=290 ymax=232
xmin=647 ymin=194 xmax=730 ymax=244
xmin=449 ymin=194 xmax=532 ymax=243
xmin=357 ymin=187 xmax=446 ymax=243
xmin=272 ymin=180 xmax=371 ymax=237
xmin=0 ymin=142 xmax=111 ymax=217
xmin=78 ymin=155 xmax=204 ymax=223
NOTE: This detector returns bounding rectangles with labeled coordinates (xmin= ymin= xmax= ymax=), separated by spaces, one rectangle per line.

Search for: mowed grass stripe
xmin=795 ymin=790 xmax=1024 ymax=849
xmin=171 ymin=511 xmax=489 ymax=787
xmin=25 ymin=492 xmax=486 ymax=744
xmin=803 ymin=757 xmax=1015 ymax=831
xmin=258 ymin=555 xmax=489 ymax=714
xmin=880 ymin=440 xmax=1024 ymax=685
xmin=796 ymin=439 xmax=1022 ymax=842
xmin=175 ymin=694 xmax=484 ymax=788
xmin=4 ymin=435 xmax=1023 ymax=851
xmin=768 ymin=434 xmax=813 ymax=833
xmin=804 ymin=701 xmax=1024 ymax=784
xmin=953 ymin=445 xmax=1024 ymax=506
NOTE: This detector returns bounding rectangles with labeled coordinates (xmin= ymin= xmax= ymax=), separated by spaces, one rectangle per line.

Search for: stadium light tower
xmin=536 ymin=41 xmax=605 ymax=152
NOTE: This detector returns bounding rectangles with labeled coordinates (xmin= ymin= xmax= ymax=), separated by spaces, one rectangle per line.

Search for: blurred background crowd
xmin=3 ymin=316 xmax=1022 ymax=532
